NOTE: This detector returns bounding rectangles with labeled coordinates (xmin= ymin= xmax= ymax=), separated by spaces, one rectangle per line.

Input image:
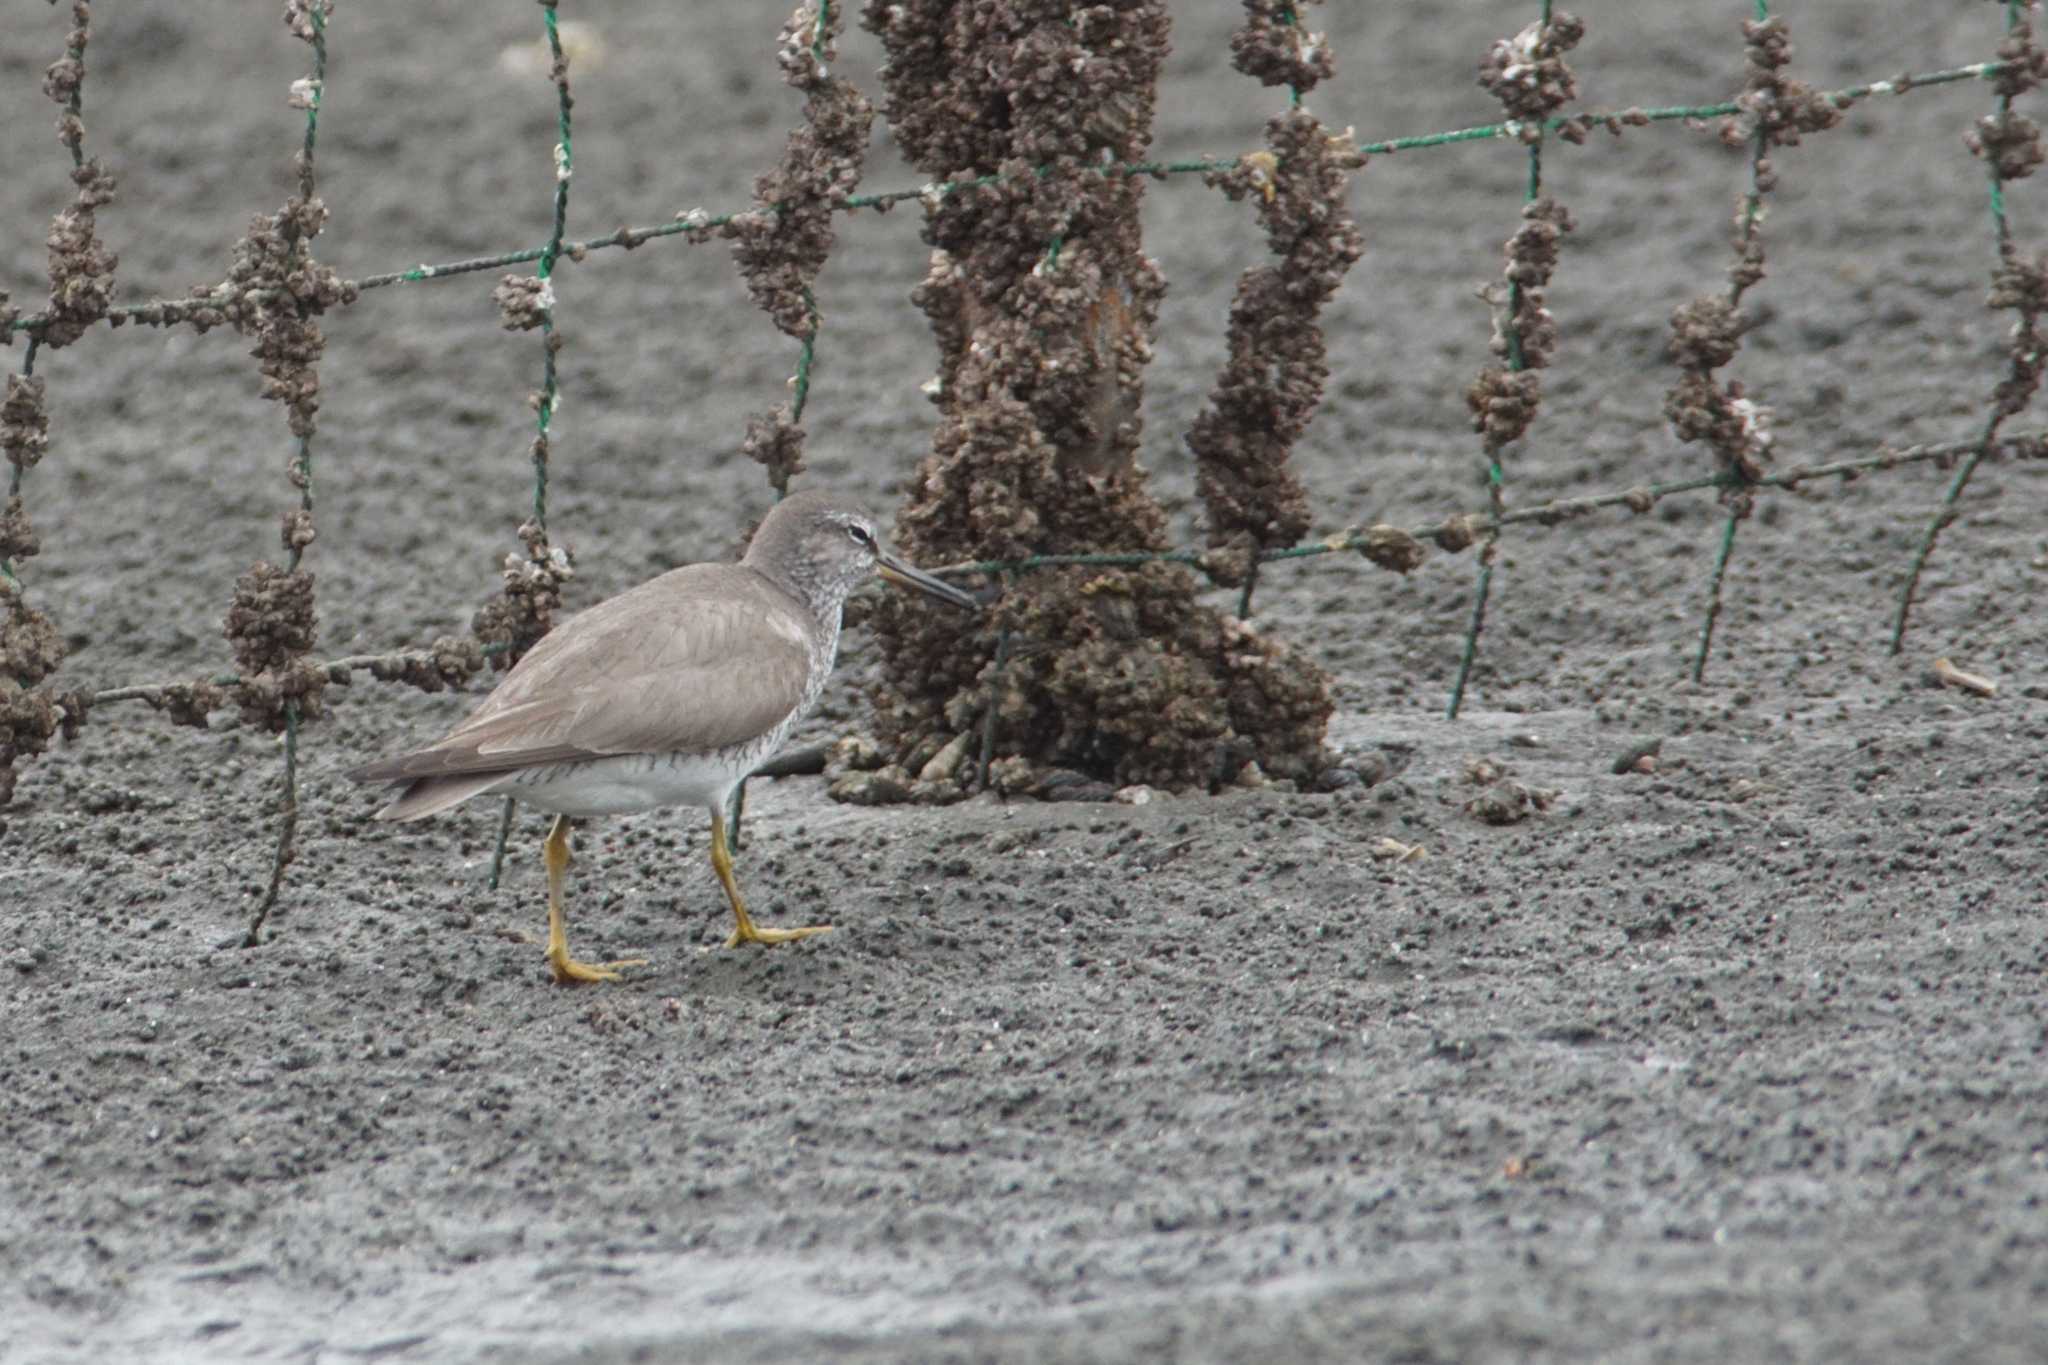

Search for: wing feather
xmin=350 ymin=565 xmax=815 ymax=783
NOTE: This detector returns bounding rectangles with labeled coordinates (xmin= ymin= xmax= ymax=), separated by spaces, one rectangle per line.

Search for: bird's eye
xmin=847 ymin=524 xmax=874 ymax=548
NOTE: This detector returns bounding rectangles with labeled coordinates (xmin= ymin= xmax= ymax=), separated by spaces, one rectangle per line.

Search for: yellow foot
xmin=724 ymin=921 xmax=833 ymax=951
xmin=545 ymin=946 xmax=649 ymax=985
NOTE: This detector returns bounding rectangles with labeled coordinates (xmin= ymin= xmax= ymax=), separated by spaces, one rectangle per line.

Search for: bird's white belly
xmin=500 ymin=748 xmax=761 ymax=818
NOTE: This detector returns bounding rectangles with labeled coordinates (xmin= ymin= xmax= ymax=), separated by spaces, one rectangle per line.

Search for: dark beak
xmin=875 ymin=549 xmax=983 ymax=611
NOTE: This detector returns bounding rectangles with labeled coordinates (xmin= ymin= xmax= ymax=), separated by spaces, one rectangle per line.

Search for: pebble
xmin=828 ymin=765 xmax=914 ymax=806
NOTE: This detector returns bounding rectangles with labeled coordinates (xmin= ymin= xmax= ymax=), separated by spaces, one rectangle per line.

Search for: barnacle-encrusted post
xmin=863 ymin=0 xmax=1333 ymax=793
xmin=235 ymin=0 xmax=355 ymax=944
xmin=1190 ymin=1 xmax=1365 ymax=620
xmin=1 ymin=369 xmax=83 ymax=808
xmin=1671 ymin=9 xmax=1841 ymax=682
xmin=732 ymin=1 xmax=873 ymax=503
xmin=723 ymin=2 xmax=874 ymax=848
xmin=481 ymin=0 xmax=582 ymax=889
xmin=1448 ymin=6 xmax=1583 ymax=719
xmin=479 ymin=2 xmax=579 ymax=676
xmin=2 ymin=2 xmax=107 ymax=808
xmin=1890 ymin=4 xmax=2048 ymax=652
xmin=41 ymin=0 xmax=117 ymax=351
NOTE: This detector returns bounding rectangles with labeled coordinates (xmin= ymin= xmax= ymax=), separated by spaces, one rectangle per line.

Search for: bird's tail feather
xmin=374 ymin=772 xmax=508 ymax=822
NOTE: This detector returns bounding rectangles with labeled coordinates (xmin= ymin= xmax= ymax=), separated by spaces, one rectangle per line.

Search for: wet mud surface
xmin=5 ymin=4 xmax=2046 ymax=1361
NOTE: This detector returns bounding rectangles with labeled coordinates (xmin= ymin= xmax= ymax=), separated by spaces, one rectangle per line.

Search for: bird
xmin=350 ymin=490 xmax=980 ymax=984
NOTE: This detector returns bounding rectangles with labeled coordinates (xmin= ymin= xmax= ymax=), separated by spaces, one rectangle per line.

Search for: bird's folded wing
xmin=352 ymin=574 xmax=814 ymax=782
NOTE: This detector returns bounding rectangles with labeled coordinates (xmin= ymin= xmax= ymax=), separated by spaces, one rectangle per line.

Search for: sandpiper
xmin=350 ymin=490 xmax=979 ymax=984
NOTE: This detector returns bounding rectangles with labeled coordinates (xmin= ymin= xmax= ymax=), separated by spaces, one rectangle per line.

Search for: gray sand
xmin=4 ymin=4 xmax=2045 ymax=1361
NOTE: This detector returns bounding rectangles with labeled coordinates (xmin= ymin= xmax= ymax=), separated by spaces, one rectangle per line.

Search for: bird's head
xmin=745 ymin=489 xmax=980 ymax=616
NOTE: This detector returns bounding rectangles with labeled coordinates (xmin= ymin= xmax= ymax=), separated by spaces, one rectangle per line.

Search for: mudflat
xmin=4 ymin=4 xmax=2043 ymax=1361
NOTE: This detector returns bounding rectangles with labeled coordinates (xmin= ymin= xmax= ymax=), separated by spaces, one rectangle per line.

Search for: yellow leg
xmin=542 ymin=814 xmax=647 ymax=985
xmin=710 ymin=808 xmax=831 ymax=949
